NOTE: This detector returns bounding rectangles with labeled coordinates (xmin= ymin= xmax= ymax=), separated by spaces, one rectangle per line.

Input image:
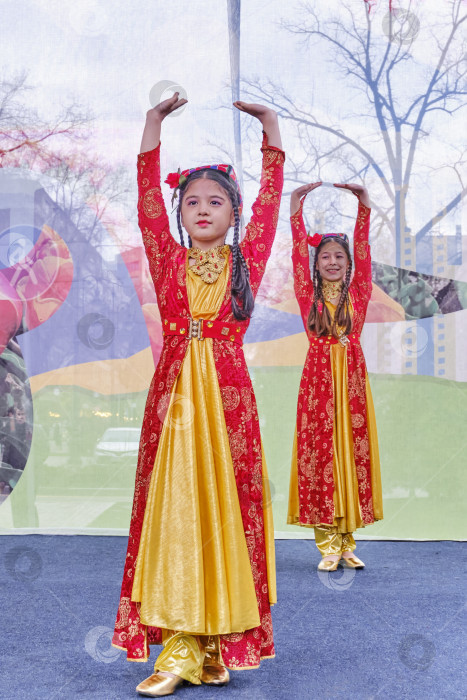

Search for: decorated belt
xmin=309 ymin=332 xmax=360 ymax=348
xmin=162 ymin=317 xmax=244 ymax=345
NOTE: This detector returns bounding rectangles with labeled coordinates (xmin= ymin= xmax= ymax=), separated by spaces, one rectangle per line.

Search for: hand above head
xmin=290 ymin=182 xmax=322 ymax=216
xmin=234 ymin=101 xmax=282 ymax=149
xmin=149 ymin=92 xmax=188 ymax=122
xmin=333 ymin=183 xmax=370 ymax=208
xmin=233 ymin=101 xmax=276 ymax=120
xmin=140 ymin=92 xmax=188 ymax=153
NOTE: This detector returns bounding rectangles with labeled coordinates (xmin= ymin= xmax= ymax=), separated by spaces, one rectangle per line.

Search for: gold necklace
xmin=188 ymin=245 xmax=229 ymax=284
xmin=322 ymin=279 xmax=343 ymax=302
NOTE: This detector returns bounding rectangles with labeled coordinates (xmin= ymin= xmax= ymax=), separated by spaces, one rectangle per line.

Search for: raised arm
xmin=352 ymin=201 xmax=372 ymax=302
xmin=290 ymin=183 xmax=322 ymax=324
xmin=234 ymin=103 xmax=284 ymax=296
xmin=137 ymin=95 xmax=187 ymax=280
xmin=334 ymin=183 xmax=372 ymax=305
xmin=139 ymin=92 xmax=187 ymax=153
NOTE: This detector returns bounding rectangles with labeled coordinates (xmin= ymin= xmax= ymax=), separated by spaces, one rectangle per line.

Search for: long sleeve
xmin=137 ymin=144 xmax=181 ymax=287
xmin=240 ymin=132 xmax=285 ymax=297
xmin=290 ymin=201 xmax=313 ymax=327
xmin=351 ymin=202 xmax=372 ymax=307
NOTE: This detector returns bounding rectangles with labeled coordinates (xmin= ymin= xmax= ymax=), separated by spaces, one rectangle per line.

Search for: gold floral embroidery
xmin=115 ymin=597 xmax=131 ymax=629
xmin=291 ymin=211 xmax=302 ymax=228
xmin=157 ymin=393 xmax=171 ymax=424
xmin=241 ymin=386 xmax=253 ymax=422
xmin=261 ymin=610 xmax=274 ymax=647
xmin=351 ymin=413 xmax=365 ymax=429
xmin=176 ymin=264 xmax=186 ymax=287
xmin=356 ymin=241 xmax=368 ymax=260
xmin=166 ymin=360 xmax=182 ymax=388
xmin=294 ymin=263 xmax=307 ymax=293
xmin=354 ymin=435 xmax=370 ymax=459
xmin=259 ymin=190 xmax=279 ymax=206
xmin=229 ymin=430 xmax=247 ymax=460
xmin=223 ymin=632 xmax=244 ymax=643
xmin=246 ymin=221 xmax=264 ymax=241
xmin=298 ymin=238 xmax=308 ymax=258
xmin=142 ymin=188 xmax=163 ymax=218
xmin=221 ymin=386 xmax=240 ymax=411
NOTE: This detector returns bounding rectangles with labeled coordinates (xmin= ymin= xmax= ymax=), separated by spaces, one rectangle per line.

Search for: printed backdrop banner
xmin=0 ymin=0 xmax=465 ymax=538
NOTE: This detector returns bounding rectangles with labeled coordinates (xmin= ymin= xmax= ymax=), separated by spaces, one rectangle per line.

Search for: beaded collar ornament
xmin=322 ymin=279 xmax=343 ymax=302
xmin=188 ymin=245 xmax=229 ymax=284
xmin=165 ymin=164 xmax=243 ymax=214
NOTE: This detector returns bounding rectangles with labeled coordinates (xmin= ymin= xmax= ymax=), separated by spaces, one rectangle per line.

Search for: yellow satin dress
xmin=132 ymin=248 xmax=275 ymax=636
xmin=288 ymin=300 xmax=383 ymax=533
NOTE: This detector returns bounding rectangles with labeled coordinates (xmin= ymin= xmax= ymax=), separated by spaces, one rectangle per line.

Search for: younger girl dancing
xmin=112 ymin=94 xmax=284 ymax=696
xmin=287 ymin=182 xmax=383 ymax=571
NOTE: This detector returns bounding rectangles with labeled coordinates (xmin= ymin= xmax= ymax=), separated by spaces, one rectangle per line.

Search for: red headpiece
xmin=165 ymin=164 xmax=243 ymax=213
xmin=307 ymin=232 xmax=349 ymax=248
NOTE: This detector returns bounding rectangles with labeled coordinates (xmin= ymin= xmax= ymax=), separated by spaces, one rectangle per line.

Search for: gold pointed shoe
xmin=200 ymin=663 xmax=230 ymax=686
xmin=199 ymin=636 xmax=230 ymax=685
xmin=341 ymin=555 xmax=365 ymax=569
xmin=136 ymin=672 xmax=184 ymax=697
xmin=318 ymin=557 xmax=340 ymax=572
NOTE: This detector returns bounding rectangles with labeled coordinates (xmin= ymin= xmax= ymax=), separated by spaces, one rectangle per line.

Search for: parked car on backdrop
xmin=94 ymin=427 xmax=141 ymax=467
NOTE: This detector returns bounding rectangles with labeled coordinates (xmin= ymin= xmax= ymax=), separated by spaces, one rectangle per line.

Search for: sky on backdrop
xmin=1 ymin=0 xmax=465 ymax=265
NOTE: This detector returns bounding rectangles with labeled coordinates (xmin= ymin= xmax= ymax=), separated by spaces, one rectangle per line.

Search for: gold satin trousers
xmin=314 ymin=525 xmax=357 ymax=557
xmin=155 ymin=630 xmax=223 ymax=685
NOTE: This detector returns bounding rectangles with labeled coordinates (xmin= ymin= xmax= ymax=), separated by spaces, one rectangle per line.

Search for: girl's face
xmin=181 ymin=178 xmax=235 ymax=250
xmin=317 ymin=240 xmax=349 ymax=282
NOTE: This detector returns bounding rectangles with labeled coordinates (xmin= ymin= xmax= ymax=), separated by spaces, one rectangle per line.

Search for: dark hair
xmin=307 ymin=236 xmax=353 ymax=337
xmin=176 ymin=169 xmax=254 ymax=321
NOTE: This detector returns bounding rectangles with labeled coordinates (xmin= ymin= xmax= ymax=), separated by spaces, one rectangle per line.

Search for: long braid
xmin=176 ymin=200 xmax=185 ymax=248
xmin=231 ymin=205 xmax=239 ymax=281
xmin=315 ymin=267 xmax=325 ymax=309
xmin=308 ymin=259 xmax=319 ymax=334
xmin=308 ymin=262 xmax=331 ymax=336
xmin=311 ymin=262 xmax=320 ymax=321
xmin=231 ymin=202 xmax=254 ymax=320
xmin=239 ymin=254 xmax=251 ymax=289
xmin=332 ymin=261 xmax=353 ymax=337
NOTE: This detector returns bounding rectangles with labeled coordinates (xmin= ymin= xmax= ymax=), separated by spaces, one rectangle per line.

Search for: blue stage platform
xmin=1 ymin=537 xmax=465 ymax=699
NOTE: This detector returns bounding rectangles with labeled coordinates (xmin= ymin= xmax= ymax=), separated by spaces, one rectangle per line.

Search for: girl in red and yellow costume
xmin=112 ymin=93 xmax=284 ymax=697
xmin=287 ymin=182 xmax=383 ymax=572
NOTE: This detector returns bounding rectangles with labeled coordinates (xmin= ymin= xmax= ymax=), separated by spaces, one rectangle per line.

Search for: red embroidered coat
xmin=112 ymin=135 xmax=285 ymax=668
xmin=291 ymin=200 xmax=377 ymax=526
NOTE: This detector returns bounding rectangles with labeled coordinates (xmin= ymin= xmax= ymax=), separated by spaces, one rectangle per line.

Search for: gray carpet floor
xmin=1 ymin=536 xmax=465 ymax=699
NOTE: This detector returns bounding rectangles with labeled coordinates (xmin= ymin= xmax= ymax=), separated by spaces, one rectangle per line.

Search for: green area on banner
xmin=0 ymin=371 xmax=465 ymax=539
xmin=256 ymin=369 xmax=466 ymax=540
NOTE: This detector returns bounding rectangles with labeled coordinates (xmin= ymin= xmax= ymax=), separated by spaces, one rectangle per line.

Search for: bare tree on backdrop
xmin=43 ymin=154 xmax=135 ymax=249
xmin=0 ymin=71 xmax=89 ymax=164
xmin=0 ymin=72 xmax=134 ymax=246
xmin=240 ymin=0 xmax=467 ymax=268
